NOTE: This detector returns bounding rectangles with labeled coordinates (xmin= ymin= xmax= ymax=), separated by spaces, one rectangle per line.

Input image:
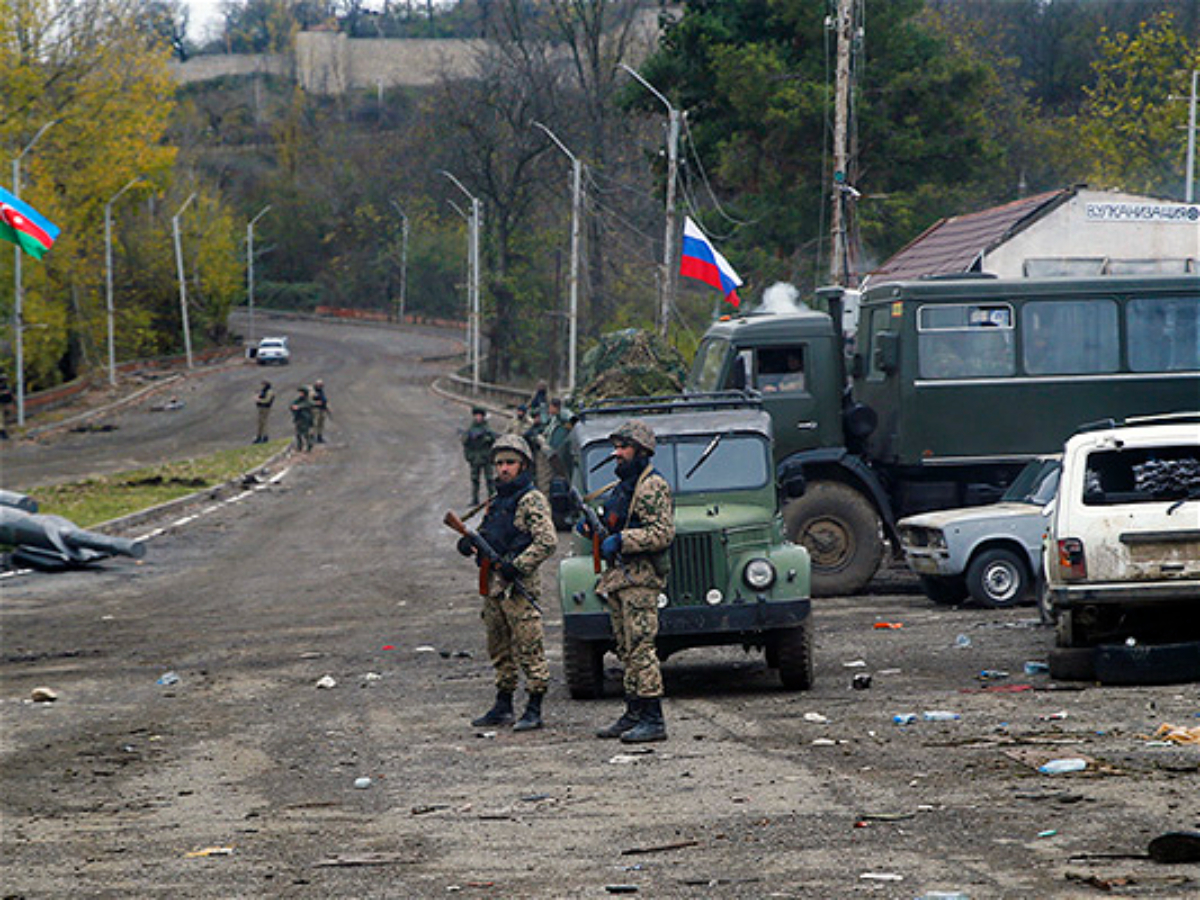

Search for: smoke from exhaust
xmin=756 ymin=282 xmax=808 ymax=315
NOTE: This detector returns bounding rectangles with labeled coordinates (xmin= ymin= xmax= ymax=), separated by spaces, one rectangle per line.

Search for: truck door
xmin=744 ymin=345 xmax=825 ymax=459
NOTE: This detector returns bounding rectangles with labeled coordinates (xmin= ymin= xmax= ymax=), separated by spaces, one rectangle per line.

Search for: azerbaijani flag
xmin=680 ymin=216 xmax=742 ymax=307
xmin=0 ymin=185 xmax=60 ymax=260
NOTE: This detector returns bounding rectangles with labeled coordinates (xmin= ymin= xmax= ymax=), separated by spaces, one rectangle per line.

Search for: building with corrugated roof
xmin=865 ymin=187 xmax=1199 ymax=286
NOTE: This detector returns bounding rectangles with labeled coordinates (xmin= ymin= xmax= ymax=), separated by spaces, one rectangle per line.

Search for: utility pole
xmin=621 ymin=64 xmax=681 ymax=338
xmin=11 ymin=119 xmax=55 ymax=426
xmin=441 ymin=171 xmax=481 ymax=392
xmin=533 ymin=122 xmax=583 ymax=395
xmin=447 ymin=199 xmax=471 ymax=370
xmin=829 ymin=0 xmax=854 ymax=286
xmin=391 ymin=200 xmax=409 ymax=323
xmin=172 ymin=193 xmax=197 ymax=369
xmin=247 ymin=205 xmax=271 ymax=346
xmin=105 ymin=177 xmax=142 ymax=386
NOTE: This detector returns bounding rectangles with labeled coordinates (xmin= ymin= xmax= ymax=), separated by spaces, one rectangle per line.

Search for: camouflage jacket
xmin=461 ymin=421 xmax=497 ymax=465
xmin=486 ymin=488 xmax=557 ymax=600
xmin=289 ymin=395 xmax=313 ymax=426
xmin=597 ymin=466 xmax=674 ymax=594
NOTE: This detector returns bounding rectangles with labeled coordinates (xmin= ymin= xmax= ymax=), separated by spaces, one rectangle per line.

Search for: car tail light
xmin=1056 ymin=538 xmax=1087 ymax=581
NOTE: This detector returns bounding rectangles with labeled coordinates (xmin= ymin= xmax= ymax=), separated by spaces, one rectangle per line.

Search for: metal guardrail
xmin=443 ymin=373 xmax=534 ymax=410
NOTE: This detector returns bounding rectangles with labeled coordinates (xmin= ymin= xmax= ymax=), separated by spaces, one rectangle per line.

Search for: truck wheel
xmin=783 ymin=482 xmax=882 ymax=597
xmin=919 ymin=575 xmax=968 ymax=606
xmin=563 ymin=636 xmax=605 ymax=699
xmin=770 ymin=624 xmax=814 ymax=690
xmin=965 ymin=548 xmax=1032 ymax=609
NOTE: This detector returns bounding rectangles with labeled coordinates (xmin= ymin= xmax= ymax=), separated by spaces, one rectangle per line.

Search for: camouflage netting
xmin=570 ymin=329 xmax=689 ymax=410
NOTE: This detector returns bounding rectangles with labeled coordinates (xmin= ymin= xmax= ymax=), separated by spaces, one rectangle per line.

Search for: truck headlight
xmin=705 ymin=589 xmax=723 ymax=605
xmin=743 ymin=558 xmax=776 ymax=591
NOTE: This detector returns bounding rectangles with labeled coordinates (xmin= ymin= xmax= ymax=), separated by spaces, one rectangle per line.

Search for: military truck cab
xmin=688 ymin=275 xmax=1200 ymax=598
xmin=558 ymin=393 xmax=813 ymax=698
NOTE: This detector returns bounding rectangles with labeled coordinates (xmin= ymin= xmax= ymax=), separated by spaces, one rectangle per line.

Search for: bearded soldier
xmin=592 ymin=419 xmax=674 ymax=743
xmin=457 ymin=435 xmax=557 ymax=731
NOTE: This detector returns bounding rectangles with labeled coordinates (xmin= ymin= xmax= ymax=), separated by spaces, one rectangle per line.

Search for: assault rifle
xmin=443 ymin=510 xmax=540 ymax=612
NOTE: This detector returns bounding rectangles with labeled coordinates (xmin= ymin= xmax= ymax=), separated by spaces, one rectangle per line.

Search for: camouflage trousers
xmin=294 ymin=421 xmax=312 ymax=451
xmin=481 ymin=590 xmax=549 ymax=694
xmin=469 ymin=463 xmax=495 ymax=504
xmin=606 ymin=586 xmax=664 ymax=698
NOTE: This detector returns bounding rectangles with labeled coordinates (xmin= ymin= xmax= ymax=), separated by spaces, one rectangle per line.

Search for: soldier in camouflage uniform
xmin=591 ymin=419 xmax=675 ymax=743
xmin=289 ymin=385 xmax=314 ymax=452
xmin=456 ymin=434 xmax=558 ymax=731
xmin=461 ymin=407 xmax=497 ymax=505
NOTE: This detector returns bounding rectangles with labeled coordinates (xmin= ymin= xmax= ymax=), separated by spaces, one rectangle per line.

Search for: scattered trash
xmin=803 ymin=712 xmax=829 ymax=724
xmin=362 ymin=672 xmax=382 ymax=682
xmin=852 ymin=673 xmax=872 ymax=690
xmin=1024 ymin=661 xmax=1050 ymax=675
xmin=477 ymin=731 xmax=497 ymax=739
xmin=30 ymin=686 xmax=57 ymax=703
xmin=954 ymin=634 xmax=972 ymax=649
xmin=300 ymin=651 xmax=324 ymax=659
xmin=604 ymin=886 xmax=639 ymax=894
xmin=877 ymin=668 xmax=902 ymax=676
xmin=893 ymin=713 xmax=917 ymax=725
xmin=353 ymin=777 xmax=372 ymax=790
xmin=414 ymin=645 xmax=437 ymax=653
xmin=184 ymin=846 xmax=233 ymax=858
xmin=620 ymin=839 xmax=699 ymax=855
xmin=157 ymin=671 xmax=180 ymax=686
xmin=1140 ymin=723 xmax=1200 ymax=745
xmin=1040 ymin=710 xmax=1069 ymax=721
xmin=1038 ymin=829 xmax=1058 ymax=838
xmin=608 ymin=754 xmax=643 ymax=764
xmin=1038 ymin=758 xmax=1088 ymax=775
xmin=313 ymin=852 xmax=415 ymax=867
xmin=1148 ymin=831 xmax=1200 ymax=864
xmin=859 ymin=872 xmax=903 ymax=882
xmin=812 ymin=738 xmax=838 ymax=746
xmin=381 ymin=645 xmax=395 ymax=651
xmin=843 ymin=659 xmax=867 ymax=668
xmin=917 ymin=893 xmax=970 ymax=899
xmin=977 ymin=670 xmax=1009 ymax=680
xmin=859 ymin=812 xmax=916 ymax=822
xmin=922 ymin=710 xmax=961 ymax=722
xmin=315 ymin=675 xmax=337 ymax=689
xmin=411 ymin=804 xmax=450 ymax=815
xmin=873 ymin=622 xmax=903 ymax=630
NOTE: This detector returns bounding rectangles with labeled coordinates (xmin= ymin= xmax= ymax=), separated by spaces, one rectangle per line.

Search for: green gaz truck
xmin=686 ymin=274 xmax=1200 ymax=596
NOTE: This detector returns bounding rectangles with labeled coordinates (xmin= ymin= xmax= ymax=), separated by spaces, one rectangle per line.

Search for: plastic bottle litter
xmin=922 ymin=710 xmax=961 ymax=722
xmin=978 ymin=670 xmax=1009 ymax=680
xmin=893 ymin=713 xmax=917 ymax=725
xmin=1024 ymin=661 xmax=1050 ymax=675
xmin=954 ymin=634 xmax=972 ymax=649
xmin=315 ymin=675 xmax=337 ymax=689
xmin=353 ymin=777 xmax=372 ymax=789
xmin=1038 ymin=758 xmax=1088 ymax=775
xmin=157 ymin=671 xmax=180 ymax=686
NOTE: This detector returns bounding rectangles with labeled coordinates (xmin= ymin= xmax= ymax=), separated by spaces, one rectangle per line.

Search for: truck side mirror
xmin=873 ymin=332 xmax=899 ymax=374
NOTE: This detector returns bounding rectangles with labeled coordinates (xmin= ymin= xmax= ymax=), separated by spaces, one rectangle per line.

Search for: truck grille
xmin=667 ymin=533 xmax=721 ymax=605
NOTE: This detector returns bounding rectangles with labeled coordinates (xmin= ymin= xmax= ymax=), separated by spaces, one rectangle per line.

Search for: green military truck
xmin=557 ymin=394 xmax=813 ymax=697
xmin=687 ymin=274 xmax=1200 ymax=596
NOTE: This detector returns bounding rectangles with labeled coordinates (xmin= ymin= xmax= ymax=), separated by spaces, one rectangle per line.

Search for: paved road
xmin=2 ymin=317 xmax=1196 ymax=898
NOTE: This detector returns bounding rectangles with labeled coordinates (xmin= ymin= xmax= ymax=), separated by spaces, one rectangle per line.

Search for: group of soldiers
xmin=456 ymin=397 xmax=673 ymax=744
xmin=253 ymin=380 xmax=329 ymax=451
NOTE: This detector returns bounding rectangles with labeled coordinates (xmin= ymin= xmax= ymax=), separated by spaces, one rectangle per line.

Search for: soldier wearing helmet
xmin=311 ymin=379 xmax=330 ymax=444
xmin=288 ymin=385 xmax=314 ymax=452
xmin=589 ymin=418 xmax=674 ymax=743
xmin=461 ymin=406 xmax=497 ymax=505
xmin=456 ymin=433 xmax=558 ymax=732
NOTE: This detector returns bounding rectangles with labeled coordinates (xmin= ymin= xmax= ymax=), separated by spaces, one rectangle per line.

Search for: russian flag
xmin=680 ymin=216 xmax=742 ymax=307
xmin=0 ymin=185 xmax=60 ymax=260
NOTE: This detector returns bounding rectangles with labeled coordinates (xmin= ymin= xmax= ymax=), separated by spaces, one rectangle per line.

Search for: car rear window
xmin=1083 ymin=446 xmax=1200 ymax=506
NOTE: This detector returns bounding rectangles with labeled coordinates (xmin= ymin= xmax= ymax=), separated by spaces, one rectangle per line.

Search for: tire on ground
xmin=782 ymin=482 xmax=882 ymax=597
xmin=770 ymin=623 xmax=814 ymax=690
xmin=1048 ymin=646 xmax=1096 ymax=681
xmin=965 ymin=548 xmax=1032 ymax=608
xmin=563 ymin=635 xmax=605 ymax=699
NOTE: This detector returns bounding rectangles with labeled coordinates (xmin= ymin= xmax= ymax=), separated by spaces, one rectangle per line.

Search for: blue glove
xmin=600 ymin=532 xmax=622 ymax=562
xmin=498 ymin=560 xmax=522 ymax=582
xmin=575 ymin=519 xmax=593 ymax=539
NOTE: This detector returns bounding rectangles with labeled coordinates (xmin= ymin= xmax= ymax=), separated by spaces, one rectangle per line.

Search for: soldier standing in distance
xmin=0 ymin=371 xmax=14 ymax=439
xmin=591 ymin=419 xmax=674 ymax=743
xmin=461 ymin=406 xmax=497 ymax=506
xmin=289 ymin=385 xmax=314 ymax=452
xmin=253 ymin=380 xmax=274 ymax=444
xmin=457 ymin=435 xmax=558 ymax=731
xmin=311 ymin=380 xmax=329 ymax=443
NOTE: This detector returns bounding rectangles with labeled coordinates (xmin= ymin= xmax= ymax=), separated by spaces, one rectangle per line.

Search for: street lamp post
xmin=172 ymin=192 xmax=197 ymax=369
xmin=247 ymin=204 xmax=271 ymax=346
xmin=447 ymin=199 xmax=472 ymax=371
xmin=441 ymin=171 xmax=481 ymax=392
xmin=390 ymin=200 xmax=409 ymax=324
xmin=11 ymin=119 xmax=56 ymax=426
xmin=533 ymin=121 xmax=583 ymax=395
xmin=104 ymin=177 xmax=142 ymax=387
xmin=620 ymin=64 xmax=680 ymax=339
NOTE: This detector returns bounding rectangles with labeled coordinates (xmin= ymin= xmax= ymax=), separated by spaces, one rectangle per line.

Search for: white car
xmin=1042 ymin=414 xmax=1200 ymax=681
xmin=256 ymin=336 xmax=290 ymax=365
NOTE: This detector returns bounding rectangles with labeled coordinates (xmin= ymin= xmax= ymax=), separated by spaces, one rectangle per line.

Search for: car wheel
xmin=563 ymin=636 xmax=605 ymax=699
xmin=782 ymin=482 xmax=882 ymax=597
xmin=965 ymin=548 xmax=1032 ymax=608
xmin=770 ymin=623 xmax=814 ymax=691
xmin=919 ymin=575 xmax=969 ymax=606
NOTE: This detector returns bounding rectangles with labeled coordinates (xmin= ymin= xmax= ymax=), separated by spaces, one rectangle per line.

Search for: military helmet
xmin=472 ymin=406 xmax=486 ymax=416
xmin=492 ymin=433 xmax=532 ymax=465
xmin=610 ymin=419 xmax=656 ymax=455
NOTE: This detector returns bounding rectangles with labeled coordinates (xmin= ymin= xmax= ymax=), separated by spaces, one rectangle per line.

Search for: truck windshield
xmin=1001 ymin=458 xmax=1061 ymax=504
xmin=584 ymin=434 xmax=770 ymax=495
xmin=687 ymin=338 xmax=729 ymax=392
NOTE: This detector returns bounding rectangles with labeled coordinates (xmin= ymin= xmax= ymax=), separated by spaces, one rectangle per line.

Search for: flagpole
xmin=11 ymin=120 xmax=56 ymax=427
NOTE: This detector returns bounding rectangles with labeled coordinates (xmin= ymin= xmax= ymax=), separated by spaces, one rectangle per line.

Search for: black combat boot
xmin=596 ymin=695 xmax=640 ymax=739
xmin=620 ymin=697 xmax=666 ymax=743
xmin=471 ymin=690 xmax=514 ymax=727
xmin=512 ymin=692 xmax=544 ymax=732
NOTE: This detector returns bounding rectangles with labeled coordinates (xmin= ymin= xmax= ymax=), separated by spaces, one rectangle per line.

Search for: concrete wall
xmin=985 ymin=190 xmax=1200 ymax=278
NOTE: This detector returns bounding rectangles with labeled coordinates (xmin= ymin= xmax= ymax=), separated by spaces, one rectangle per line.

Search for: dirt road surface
xmin=2 ymin=318 xmax=1197 ymax=899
